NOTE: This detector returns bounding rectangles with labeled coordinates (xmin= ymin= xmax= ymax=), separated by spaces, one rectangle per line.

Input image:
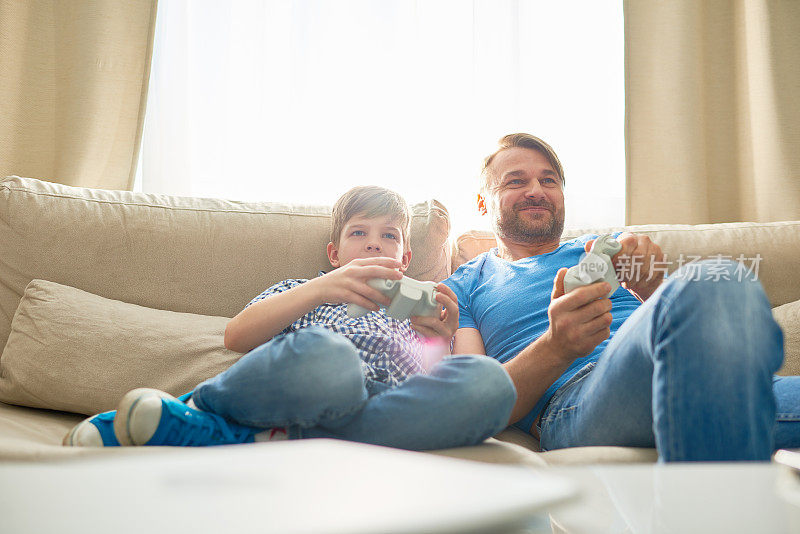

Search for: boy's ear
xmin=327 ymin=242 xmax=341 ymax=268
xmin=477 ymin=193 xmax=487 ymax=216
xmin=399 ymin=248 xmax=412 ymax=273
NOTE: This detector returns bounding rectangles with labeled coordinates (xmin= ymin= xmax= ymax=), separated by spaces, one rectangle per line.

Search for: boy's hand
xmin=308 ymin=257 xmax=404 ymax=310
xmin=410 ymin=283 xmax=459 ymax=342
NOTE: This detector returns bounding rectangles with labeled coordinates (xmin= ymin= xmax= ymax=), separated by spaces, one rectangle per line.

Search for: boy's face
xmin=327 ymin=213 xmax=412 ymax=271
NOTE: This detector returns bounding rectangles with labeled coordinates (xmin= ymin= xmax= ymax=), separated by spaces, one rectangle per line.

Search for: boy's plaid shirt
xmin=244 ymin=278 xmax=426 ymax=386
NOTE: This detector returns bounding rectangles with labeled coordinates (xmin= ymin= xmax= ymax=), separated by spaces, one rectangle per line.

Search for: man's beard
xmin=493 ymin=200 xmax=564 ymax=244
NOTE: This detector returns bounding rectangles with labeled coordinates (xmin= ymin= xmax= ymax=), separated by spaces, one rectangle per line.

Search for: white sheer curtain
xmin=136 ymin=0 xmax=624 ymax=235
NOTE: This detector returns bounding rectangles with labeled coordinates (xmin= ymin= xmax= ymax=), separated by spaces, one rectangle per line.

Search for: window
xmin=136 ymin=0 xmax=624 ymax=235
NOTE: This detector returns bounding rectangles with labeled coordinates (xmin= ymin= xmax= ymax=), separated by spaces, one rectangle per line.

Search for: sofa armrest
xmin=774 ymin=299 xmax=800 ymax=376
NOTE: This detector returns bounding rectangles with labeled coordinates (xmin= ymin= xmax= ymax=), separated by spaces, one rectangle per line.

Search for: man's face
xmin=479 ymin=147 xmax=565 ymax=244
xmin=327 ymin=213 xmax=411 ymax=271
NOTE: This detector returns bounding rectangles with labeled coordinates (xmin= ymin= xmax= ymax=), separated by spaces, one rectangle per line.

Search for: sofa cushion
xmin=538 ymin=446 xmax=659 ymax=465
xmin=0 ymin=279 xmax=242 ymax=415
xmin=774 ymin=299 xmax=800 ymax=376
xmin=453 ymin=222 xmax=800 ymax=308
xmin=0 ymin=176 xmax=451 ymax=353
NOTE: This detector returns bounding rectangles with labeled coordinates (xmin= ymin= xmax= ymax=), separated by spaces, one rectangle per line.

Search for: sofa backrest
xmin=453 ymin=222 xmax=800 ymax=309
xmin=0 ymin=176 xmax=451 ymax=352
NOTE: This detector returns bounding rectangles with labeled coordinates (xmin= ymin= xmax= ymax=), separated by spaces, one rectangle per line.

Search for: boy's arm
xmin=225 ymin=257 xmax=405 ymax=354
xmin=224 ymin=282 xmax=321 ymax=354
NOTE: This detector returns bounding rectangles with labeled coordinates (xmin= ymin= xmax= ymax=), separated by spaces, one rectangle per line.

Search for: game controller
xmin=563 ymin=234 xmax=622 ymax=298
xmin=347 ymin=276 xmax=440 ymax=321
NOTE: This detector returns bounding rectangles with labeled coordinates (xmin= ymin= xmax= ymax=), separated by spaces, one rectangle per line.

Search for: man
xmin=444 ymin=133 xmax=800 ymax=461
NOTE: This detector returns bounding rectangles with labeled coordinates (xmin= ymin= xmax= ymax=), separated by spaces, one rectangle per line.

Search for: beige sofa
xmin=1 ymin=176 xmax=799 ymax=466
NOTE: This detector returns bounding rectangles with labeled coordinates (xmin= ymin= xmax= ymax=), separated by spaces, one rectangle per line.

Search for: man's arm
xmin=501 ymin=336 xmax=577 ymax=426
xmin=453 ymin=327 xmax=573 ymax=426
xmin=452 ymin=327 xmax=485 ymax=355
xmin=454 ymin=269 xmax=614 ymax=429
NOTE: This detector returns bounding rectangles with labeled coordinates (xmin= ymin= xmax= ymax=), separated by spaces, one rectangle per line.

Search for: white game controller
xmin=563 ymin=234 xmax=622 ymax=298
xmin=347 ymin=276 xmax=440 ymax=321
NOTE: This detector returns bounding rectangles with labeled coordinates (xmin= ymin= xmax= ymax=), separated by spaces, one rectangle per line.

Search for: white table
xmin=0 ymin=439 xmax=576 ymax=534
xmin=532 ymin=462 xmax=800 ymax=533
xmin=4 ymin=440 xmax=800 ymax=533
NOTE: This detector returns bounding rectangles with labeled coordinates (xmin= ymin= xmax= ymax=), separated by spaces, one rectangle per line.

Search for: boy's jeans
xmin=191 ymin=327 xmax=517 ymax=451
xmin=536 ymin=260 xmax=800 ymax=461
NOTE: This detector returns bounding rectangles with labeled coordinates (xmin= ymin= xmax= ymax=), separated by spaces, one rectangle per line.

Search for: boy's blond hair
xmin=331 ymin=186 xmax=412 ymax=250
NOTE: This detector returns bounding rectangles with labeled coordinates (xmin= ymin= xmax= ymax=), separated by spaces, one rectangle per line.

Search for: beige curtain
xmin=625 ymin=0 xmax=800 ymax=224
xmin=0 ymin=0 xmax=157 ymax=190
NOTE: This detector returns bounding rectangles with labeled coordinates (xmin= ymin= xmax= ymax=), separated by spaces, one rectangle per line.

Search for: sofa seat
xmin=0 ymin=399 xmax=658 ymax=466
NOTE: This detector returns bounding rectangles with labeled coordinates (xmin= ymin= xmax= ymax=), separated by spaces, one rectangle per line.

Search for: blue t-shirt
xmin=444 ymin=234 xmax=642 ymax=434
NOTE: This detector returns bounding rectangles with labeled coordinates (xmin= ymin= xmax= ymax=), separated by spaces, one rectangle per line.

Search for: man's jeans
xmin=536 ymin=260 xmax=800 ymax=461
xmin=191 ymin=326 xmax=516 ymax=451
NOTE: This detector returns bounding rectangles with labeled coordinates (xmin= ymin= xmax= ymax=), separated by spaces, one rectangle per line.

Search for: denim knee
xmin=270 ymin=327 xmax=366 ymax=407
xmin=440 ymin=355 xmax=516 ymax=431
xmin=660 ymin=259 xmax=783 ymax=373
xmin=669 ymin=259 xmax=768 ymax=305
xmin=192 ymin=326 xmax=368 ymax=427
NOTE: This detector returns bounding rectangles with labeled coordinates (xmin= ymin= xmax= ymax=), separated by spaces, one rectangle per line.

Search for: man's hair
xmin=480 ymin=133 xmax=565 ymax=192
xmin=330 ymin=185 xmax=412 ymax=249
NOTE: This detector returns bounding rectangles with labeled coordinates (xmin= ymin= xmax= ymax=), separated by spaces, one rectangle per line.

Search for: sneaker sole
xmin=114 ymin=388 xmax=175 ymax=446
xmin=62 ymin=424 xmax=81 ymax=446
xmin=63 ymin=419 xmax=104 ymax=447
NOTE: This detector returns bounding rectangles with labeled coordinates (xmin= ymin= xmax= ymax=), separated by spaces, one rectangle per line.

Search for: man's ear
xmin=327 ymin=242 xmax=341 ymax=268
xmin=477 ymin=193 xmax=487 ymax=216
xmin=399 ymin=249 xmax=412 ymax=273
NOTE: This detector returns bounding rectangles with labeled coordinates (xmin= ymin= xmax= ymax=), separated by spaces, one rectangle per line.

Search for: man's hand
xmin=585 ymin=232 xmax=665 ymax=302
xmin=306 ymin=257 xmax=403 ymax=310
xmin=541 ymin=268 xmax=614 ymax=363
xmin=410 ymin=283 xmax=459 ymax=342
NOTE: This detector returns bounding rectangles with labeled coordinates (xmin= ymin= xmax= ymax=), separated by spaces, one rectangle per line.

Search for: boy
xmin=64 ymin=186 xmax=516 ymax=451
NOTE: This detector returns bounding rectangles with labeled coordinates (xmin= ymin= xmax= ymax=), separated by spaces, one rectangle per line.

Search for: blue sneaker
xmin=62 ymin=410 xmax=120 ymax=447
xmin=113 ymin=388 xmax=276 ymax=446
